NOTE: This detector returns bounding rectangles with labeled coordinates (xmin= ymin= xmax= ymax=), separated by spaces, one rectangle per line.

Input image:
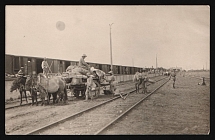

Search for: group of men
xmin=133 ymin=68 xmax=177 ymax=94
xmin=133 ymin=68 xmax=149 ymax=93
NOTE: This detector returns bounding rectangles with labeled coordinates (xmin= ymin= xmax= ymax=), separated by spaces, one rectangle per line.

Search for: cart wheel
xmin=73 ymin=89 xmax=79 ymax=98
xmin=74 ymin=89 xmax=85 ymax=99
xmin=81 ymin=90 xmax=86 ymax=99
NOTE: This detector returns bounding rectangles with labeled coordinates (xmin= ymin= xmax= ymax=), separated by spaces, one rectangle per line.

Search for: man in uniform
xmin=16 ymin=66 xmax=26 ymax=90
xmin=105 ymin=71 xmax=117 ymax=95
xmin=78 ymin=54 xmax=90 ymax=70
xmin=32 ymin=71 xmax=38 ymax=84
xmin=85 ymin=73 xmax=96 ymax=101
xmin=170 ymin=69 xmax=176 ymax=88
xmin=41 ymin=57 xmax=49 ymax=78
xmin=141 ymin=68 xmax=149 ymax=93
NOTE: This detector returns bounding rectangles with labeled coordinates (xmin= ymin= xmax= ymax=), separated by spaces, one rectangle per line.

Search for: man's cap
xmin=82 ymin=54 xmax=87 ymax=57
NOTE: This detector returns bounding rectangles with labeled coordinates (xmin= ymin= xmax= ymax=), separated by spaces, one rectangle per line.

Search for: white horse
xmin=133 ymin=72 xmax=142 ymax=93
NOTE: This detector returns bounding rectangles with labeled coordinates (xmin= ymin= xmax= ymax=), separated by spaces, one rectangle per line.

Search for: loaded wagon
xmin=62 ymin=71 xmax=110 ymax=99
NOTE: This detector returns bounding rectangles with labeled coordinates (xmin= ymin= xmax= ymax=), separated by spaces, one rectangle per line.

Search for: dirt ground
xmin=103 ymin=72 xmax=210 ymax=134
xmin=5 ymin=73 xmax=209 ymax=135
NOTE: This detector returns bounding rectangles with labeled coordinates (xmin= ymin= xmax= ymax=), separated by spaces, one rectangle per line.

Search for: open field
xmin=103 ymin=74 xmax=210 ymax=134
xmin=185 ymin=71 xmax=210 ymax=78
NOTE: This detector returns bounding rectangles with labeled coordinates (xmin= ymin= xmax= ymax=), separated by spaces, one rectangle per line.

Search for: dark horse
xmin=10 ymin=76 xmax=28 ymax=105
xmin=25 ymin=76 xmax=38 ymax=106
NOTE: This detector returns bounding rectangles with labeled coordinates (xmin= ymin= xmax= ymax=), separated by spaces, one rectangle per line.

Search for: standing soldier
xmin=105 ymin=71 xmax=117 ymax=95
xmin=32 ymin=71 xmax=38 ymax=85
xmin=170 ymin=69 xmax=176 ymax=88
xmin=141 ymin=68 xmax=149 ymax=94
xmin=78 ymin=54 xmax=90 ymax=70
xmin=85 ymin=73 xmax=95 ymax=101
xmin=41 ymin=57 xmax=49 ymax=78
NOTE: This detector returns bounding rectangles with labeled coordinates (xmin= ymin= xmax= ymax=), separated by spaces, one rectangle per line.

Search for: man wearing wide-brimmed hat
xmin=78 ymin=54 xmax=90 ymax=70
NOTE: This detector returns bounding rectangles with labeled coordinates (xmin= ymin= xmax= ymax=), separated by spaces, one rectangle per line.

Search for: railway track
xmin=5 ymin=75 xmax=164 ymax=110
xmin=25 ymin=76 xmax=168 ymax=135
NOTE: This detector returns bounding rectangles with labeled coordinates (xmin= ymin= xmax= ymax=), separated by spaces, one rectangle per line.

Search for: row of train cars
xmin=5 ymin=54 xmax=168 ymax=78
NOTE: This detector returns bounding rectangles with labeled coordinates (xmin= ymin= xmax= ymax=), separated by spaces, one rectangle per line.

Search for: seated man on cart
xmin=78 ymin=54 xmax=90 ymax=71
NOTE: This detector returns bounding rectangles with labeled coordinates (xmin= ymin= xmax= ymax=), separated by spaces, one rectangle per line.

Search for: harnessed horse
xmin=10 ymin=76 xmax=28 ymax=105
xmin=25 ymin=76 xmax=38 ymax=106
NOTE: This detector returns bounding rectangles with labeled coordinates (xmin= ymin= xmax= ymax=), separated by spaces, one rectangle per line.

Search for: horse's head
xmin=25 ymin=76 xmax=37 ymax=90
xmin=10 ymin=80 xmax=18 ymax=93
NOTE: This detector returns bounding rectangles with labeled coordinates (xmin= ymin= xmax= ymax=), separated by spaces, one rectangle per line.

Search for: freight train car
xmin=5 ymin=54 xmax=143 ymax=76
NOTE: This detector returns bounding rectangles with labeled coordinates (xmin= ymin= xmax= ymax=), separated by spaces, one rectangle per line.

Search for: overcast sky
xmin=6 ymin=5 xmax=210 ymax=70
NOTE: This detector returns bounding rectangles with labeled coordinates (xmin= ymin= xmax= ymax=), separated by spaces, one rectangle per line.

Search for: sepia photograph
xmin=5 ymin=5 xmax=210 ymax=135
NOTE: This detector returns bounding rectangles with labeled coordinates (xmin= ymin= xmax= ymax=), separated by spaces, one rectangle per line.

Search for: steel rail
xmin=5 ymin=98 xmax=54 ymax=110
xmin=25 ymin=77 xmax=168 ymax=135
xmin=94 ymin=78 xmax=170 ymax=135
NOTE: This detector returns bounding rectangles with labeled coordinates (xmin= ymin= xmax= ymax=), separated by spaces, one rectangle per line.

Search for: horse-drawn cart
xmin=62 ymin=72 xmax=87 ymax=98
xmin=62 ymin=72 xmax=110 ymax=99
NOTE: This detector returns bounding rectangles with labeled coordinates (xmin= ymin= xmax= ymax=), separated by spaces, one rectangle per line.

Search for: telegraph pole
xmin=109 ymin=23 xmax=114 ymax=72
xmin=156 ymin=54 xmax=157 ymax=69
xmin=156 ymin=54 xmax=157 ymax=76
